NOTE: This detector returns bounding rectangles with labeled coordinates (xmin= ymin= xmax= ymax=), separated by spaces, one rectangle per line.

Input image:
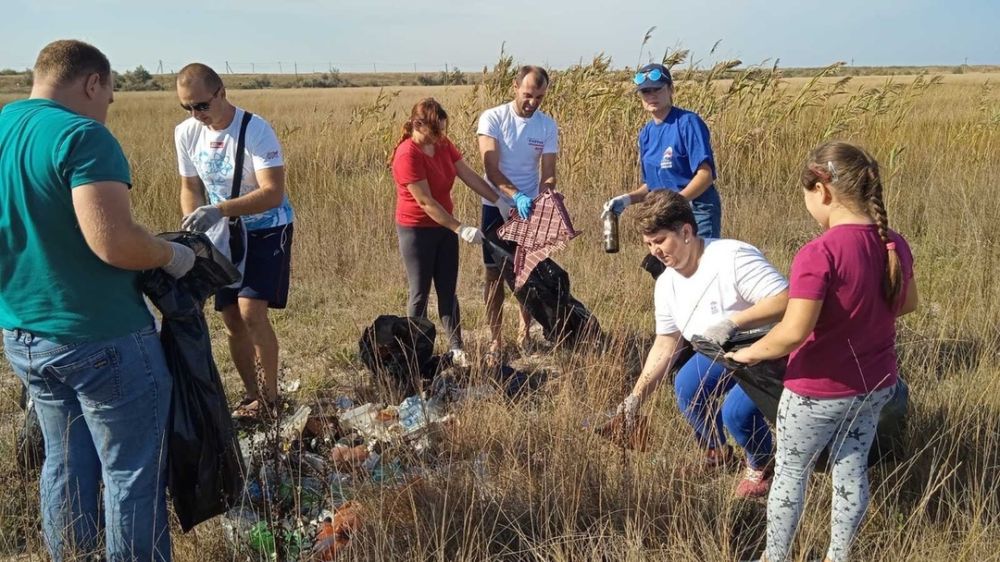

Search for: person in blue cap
xmin=602 ymin=63 xmax=722 ymax=239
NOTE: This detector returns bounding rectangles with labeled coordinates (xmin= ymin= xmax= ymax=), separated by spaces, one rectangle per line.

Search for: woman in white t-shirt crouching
xmin=616 ymin=190 xmax=789 ymax=498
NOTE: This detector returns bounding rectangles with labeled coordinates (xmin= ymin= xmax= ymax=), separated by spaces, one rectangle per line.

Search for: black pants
xmin=396 ymin=225 xmax=462 ymax=350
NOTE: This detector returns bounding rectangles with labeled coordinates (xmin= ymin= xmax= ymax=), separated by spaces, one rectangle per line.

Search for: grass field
xmin=1 ymin=58 xmax=999 ymax=561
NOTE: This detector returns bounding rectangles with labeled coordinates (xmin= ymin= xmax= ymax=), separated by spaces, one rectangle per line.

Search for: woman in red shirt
xmin=391 ymin=98 xmax=511 ymax=366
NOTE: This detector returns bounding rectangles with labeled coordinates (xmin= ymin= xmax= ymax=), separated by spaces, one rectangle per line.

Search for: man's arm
xmin=478 ymin=135 xmax=519 ymax=199
xmin=217 ymin=166 xmax=286 ymax=217
xmin=73 ymin=181 xmax=173 ymax=270
xmin=180 ymin=175 xmax=206 ymax=216
xmin=539 ymin=153 xmax=557 ymax=191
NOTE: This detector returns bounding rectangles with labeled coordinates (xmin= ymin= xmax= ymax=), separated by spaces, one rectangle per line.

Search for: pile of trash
xmin=220 ymin=389 xmax=451 ymax=560
xmin=221 ymin=343 xmax=545 ymax=561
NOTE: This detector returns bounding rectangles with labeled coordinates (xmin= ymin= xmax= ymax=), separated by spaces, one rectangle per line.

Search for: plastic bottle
xmin=603 ymin=212 xmax=620 ymax=253
xmin=248 ymin=522 xmax=276 ymax=558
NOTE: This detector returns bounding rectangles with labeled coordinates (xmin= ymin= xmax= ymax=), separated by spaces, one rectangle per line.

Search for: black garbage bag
xmin=641 ymin=254 xmax=667 ymax=280
xmin=691 ymin=328 xmax=909 ymax=468
xmin=483 ymin=223 xmax=602 ymax=347
xmin=16 ymin=385 xmax=44 ymax=475
xmin=359 ymin=315 xmax=438 ymax=396
xmin=492 ymin=364 xmax=546 ymax=400
xmin=139 ymin=232 xmax=245 ymax=532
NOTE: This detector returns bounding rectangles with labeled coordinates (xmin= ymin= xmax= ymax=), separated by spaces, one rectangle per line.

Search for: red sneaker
xmin=735 ymin=463 xmax=773 ymax=499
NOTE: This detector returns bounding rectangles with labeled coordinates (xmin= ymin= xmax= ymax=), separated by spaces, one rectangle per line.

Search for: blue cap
xmin=634 ymin=63 xmax=672 ymax=91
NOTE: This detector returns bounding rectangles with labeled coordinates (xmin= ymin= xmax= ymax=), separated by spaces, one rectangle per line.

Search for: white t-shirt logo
xmin=195 ymin=151 xmax=234 ymax=178
xmin=660 ymin=146 xmax=674 ymax=169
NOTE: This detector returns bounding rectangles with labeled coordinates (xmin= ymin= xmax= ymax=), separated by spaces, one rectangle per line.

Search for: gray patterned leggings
xmin=766 ymin=385 xmax=895 ymax=562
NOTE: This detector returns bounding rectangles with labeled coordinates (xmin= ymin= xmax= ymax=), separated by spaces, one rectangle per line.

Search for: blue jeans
xmin=674 ymin=352 xmax=773 ymax=469
xmin=3 ymin=326 xmax=172 ymax=562
xmin=691 ymin=186 xmax=722 ymax=239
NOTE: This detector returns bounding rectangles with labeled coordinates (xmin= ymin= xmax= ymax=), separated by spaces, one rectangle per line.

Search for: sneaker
xmin=449 ymin=349 xmax=469 ymax=369
xmin=735 ymin=463 xmax=773 ymax=499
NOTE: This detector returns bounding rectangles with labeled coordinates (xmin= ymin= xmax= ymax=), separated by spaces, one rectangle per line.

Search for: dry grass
xmin=1 ymin=56 xmax=999 ymax=561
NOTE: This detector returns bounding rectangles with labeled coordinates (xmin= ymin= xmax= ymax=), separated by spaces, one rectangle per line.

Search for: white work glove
xmin=601 ymin=194 xmax=632 ymax=217
xmin=456 ymin=225 xmax=484 ymax=245
xmin=162 ymin=242 xmax=196 ymax=279
xmin=181 ymin=205 xmax=224 ymax=234
xmin=494 ymin=197 xmax=514 ymax=223
xmin=700 ymin=318 xmax=738 ymax=346
xmin=615 ymin=394 xmax=641 ymax=429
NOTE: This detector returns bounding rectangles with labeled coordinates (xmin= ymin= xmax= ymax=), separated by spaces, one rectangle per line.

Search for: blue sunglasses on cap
xmin=633 ymin=68 xmax=669 ymax=87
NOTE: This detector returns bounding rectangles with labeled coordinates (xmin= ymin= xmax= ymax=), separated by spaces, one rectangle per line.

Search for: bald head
xmin=514 ymin=65 xmax=549 ymax=88
xmin=176 ymin=63 xmax=223 ymax=91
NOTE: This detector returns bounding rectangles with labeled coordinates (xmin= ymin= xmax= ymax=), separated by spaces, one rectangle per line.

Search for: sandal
xmin=483 ymin=340 xmax=504 ymax=368
xmin=232 ymin=397 xmax=277 ymax=420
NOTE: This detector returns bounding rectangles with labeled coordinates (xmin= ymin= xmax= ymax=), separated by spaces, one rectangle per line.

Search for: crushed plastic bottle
xmin=339 ymin=403 xmax=392 ymax=440
xmin=279 ymin=405 xmax=312 ymax=444
xmin=371 ymin=459 xmax=404 ymax=485
xmin=248 ymin=521 xmax=276 ymax=558
xmin=220 ymin=507 xmax=260 ymax=554
xmin=397 ymin=395 xmax=444 ymax=435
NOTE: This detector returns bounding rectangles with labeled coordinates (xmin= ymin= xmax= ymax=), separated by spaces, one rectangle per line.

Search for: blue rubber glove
xmin=512 ymin=192 xmax=533 ymax=220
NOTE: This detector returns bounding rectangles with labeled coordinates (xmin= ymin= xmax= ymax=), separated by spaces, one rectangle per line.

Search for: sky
xmin=2 ymin=0 xmax=997 ymax=74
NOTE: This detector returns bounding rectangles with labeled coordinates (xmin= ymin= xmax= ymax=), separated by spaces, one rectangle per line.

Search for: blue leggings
xmin=674 ymin=352 xmax=773 ymax=468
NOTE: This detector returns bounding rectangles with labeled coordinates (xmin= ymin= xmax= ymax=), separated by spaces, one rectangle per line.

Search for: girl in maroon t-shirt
xmin=389 ymin=98 xmax=510 ymax=365
xmin=730 ymin=141 xmax=919 ymax=562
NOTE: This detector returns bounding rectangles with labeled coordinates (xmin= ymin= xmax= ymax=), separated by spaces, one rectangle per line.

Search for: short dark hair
xmin=515 ymin=65 xmax=549 ymax=87
xmin=34 ymin=39 xmax=111 ymax=86
xmin=632 ymin=190 xmax=697 ymax=236
xmin=176 ymin=63 xmax=224 ymax=91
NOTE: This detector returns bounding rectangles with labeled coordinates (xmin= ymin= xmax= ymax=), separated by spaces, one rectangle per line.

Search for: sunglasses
xmin=633 ymin=68 xmax=670 ymax=86
xmin=179 ymin=87 xmax=221 ymax=112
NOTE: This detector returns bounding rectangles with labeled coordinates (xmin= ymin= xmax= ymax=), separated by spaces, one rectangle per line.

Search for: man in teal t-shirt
xmin=0 ymin=98 xmax=149 ymax=340
xmin=0 ymin=40 xmax=195 ymax=562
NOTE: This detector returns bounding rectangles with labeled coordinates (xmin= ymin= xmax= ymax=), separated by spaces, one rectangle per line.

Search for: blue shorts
xmin=480 ymin=204 xmax=505 ymax=268
xmin=215 ymin=223 xmax=293 ymax=311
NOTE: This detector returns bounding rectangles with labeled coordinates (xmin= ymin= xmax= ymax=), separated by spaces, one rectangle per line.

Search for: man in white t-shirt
xmin=477 ymin=65 xmax=559 ymax=356
xmin=174 ymin=63 xmax=294 ymax=418
xmin=615 ymin=190 xmax=789 ymax=498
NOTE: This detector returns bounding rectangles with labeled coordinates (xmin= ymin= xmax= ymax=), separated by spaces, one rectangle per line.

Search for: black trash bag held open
xmin=691 ymin=328 xmax=909 ymax=468
xmin=483 ymin=223 xmax=601 ymax=346
xmin=139 ymin=232 xmax=245 ymax=532
xmin=359 ymin=315 xmax=437 ymax=396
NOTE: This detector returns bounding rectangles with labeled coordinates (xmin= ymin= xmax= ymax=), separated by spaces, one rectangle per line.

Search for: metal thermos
xmin=603 ymin=212 xmax=620 ymax=253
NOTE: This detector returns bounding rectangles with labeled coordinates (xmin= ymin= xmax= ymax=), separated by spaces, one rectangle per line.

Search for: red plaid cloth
xmin=497 ymin=189 xmax=579 ymax=289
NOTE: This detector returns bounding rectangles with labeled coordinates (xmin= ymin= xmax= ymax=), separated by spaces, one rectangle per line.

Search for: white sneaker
xmin=449 ymin=349 xmax=469 ymax=368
